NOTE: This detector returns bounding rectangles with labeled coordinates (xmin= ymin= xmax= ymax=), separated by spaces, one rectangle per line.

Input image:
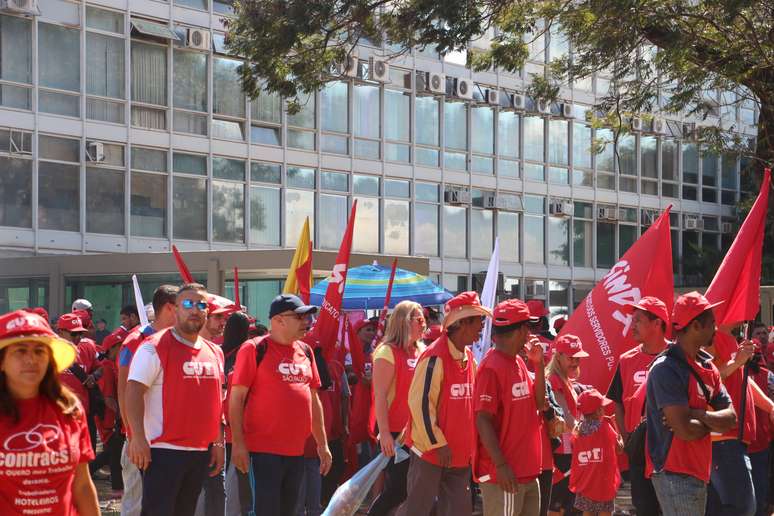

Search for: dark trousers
xmin=538 ymin=469 xmax=553 ymax=516
xmin=87 ymin=414 xmax=98 ymax=454
xmin=200 ymin=462 xmax=226 ymax=516
xmin=548 ymin=453 xmax=574 ymax=513
xmin=629 ymin=457 xmax=661 ymax=515
xmin=250 ymin=452 xmax=305 ymax=516
xmin=141 ymin=448 xmax=210 ymax=516
xmin=89 ymin=432 xmax=125 ymax=490
xmin=321 ymin=439 xmax=345 ymax=506
xmin=749 ymin=448 xmax=770 ymax=516
xmin=706 ymin=439 xmax=756 ymax=516
xmin=368 ymin=444 xmax=410 ymax=516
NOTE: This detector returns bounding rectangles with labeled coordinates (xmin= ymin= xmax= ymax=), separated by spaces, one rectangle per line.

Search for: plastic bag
xmin=322 ymin=446 xmax=409 ymax=516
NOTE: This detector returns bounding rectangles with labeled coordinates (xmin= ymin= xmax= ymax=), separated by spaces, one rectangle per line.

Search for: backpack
xmin=253 ymin=337 xmax=332 ymax=391
xmin=68 ymin=362 xmax=106 ymax=419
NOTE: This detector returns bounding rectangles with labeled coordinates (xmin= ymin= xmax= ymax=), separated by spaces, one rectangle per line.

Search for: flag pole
xmin=370 ymin=258 xmax=398 ymax=351
xmin=234 ymin=267 xmax=240 ymax=307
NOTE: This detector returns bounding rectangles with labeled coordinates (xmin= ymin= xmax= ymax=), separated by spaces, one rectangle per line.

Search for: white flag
xmin=132 ymin=275 xmax=150 ymax=327
xmin=473 ymin=238 xmax=499 ymax=363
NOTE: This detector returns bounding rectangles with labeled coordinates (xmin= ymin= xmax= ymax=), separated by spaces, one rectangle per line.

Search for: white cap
xmin=71 ymin=298 xmax=93 ymax=311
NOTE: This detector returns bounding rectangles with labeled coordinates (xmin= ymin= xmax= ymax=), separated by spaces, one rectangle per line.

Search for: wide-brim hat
xmin=0 ymin=311 xmax=76 ymax=372
xmin=443 ymin=291 xmax=493 ymax=329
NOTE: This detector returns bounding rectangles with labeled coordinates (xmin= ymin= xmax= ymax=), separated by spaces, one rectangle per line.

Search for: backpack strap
xmin=254 ymin=336 xmax=270 ymax=368
xmin=665 ymin=346 xmax=713 ymax=404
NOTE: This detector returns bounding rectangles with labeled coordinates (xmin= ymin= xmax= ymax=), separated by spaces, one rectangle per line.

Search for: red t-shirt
xmin=473 ymin=349 xmax=542 ymax=483
xmin=0 ymin=396 xmax=94 ymax=515
xmin=749 ymin=367 xmax=772 ymax=453
xmin=617 ymin=346 xmax=661 ymax=433
xmin=570 ymin=419 xmax=621 ymax=502
xmin=96 ymin=359 xmax=118 ymax=443
xmin=59 ymin=340 xmax=99 ymax=414
xmin=232 ymin=337 xmax=321 ymax=456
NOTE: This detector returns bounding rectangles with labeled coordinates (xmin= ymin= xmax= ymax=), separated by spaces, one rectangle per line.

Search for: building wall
xmin=0 ymin=1 xmax=757 ymax=323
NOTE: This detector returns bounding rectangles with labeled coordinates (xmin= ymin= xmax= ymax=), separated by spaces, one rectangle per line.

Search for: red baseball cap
xmin=578 ymin=388 xmax=612 ymax=414
xmin=353 ymin=318 xmax=377 ymax=334
xmin=672 ymin=291 xmax=723 ymax=331
xmin=100 ymin=327 xmax=129 ymax=353
xmin=622 ymin=296 xmax=670 ymax=325
xmin=554 ymin=334 xmax=589 ymax=358
xmin=553 ymin=316 xmax=567 ymax=332
xmin=424 ymin=324 xmax=443 ymax=342
xmin=0 ymin=310 xmax=76 ymax=372
xmin=27 ymin=307 xmax=50 ymax=322
xmin=526 ymin=300 xmax=549 ymax=318
xmin=57 ymin=313 xmax=88 ymax=333
xmin=493 ymin=299 xmax=539 ymax=326
xmin=72 ymin=309 xmax=93 ymax=329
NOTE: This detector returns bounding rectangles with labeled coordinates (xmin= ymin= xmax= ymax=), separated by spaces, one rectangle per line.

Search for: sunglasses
xmin=181 ymin=299 xmax=208 ymax=311
xmin=281 ymin=312 xmax=312 ymax=321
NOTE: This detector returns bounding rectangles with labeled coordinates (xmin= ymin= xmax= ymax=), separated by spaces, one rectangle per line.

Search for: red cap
xmin=553 ymin=316 xmax=567 ymax=332
xmin=443 ymin=291 xmax=492 ymax=329
xmin=0 ymin=310 xmax=76 ymax=372
xmin=353 ymin=318 xmax=376 ymax=334
xmin=578 ymin=388 xmax=612 ymax=414
xmin=424 ymin=324 xmax=443 ymax=342
xmin=100 ymin=327 xmax=129 ymax=353
xmin=27 ymin=307 xmax=50 ymax=322
xmin=57 ymin=313 xmax=88 ymax=333
xmin=672 ymin=292 xmax=723 ymax=331
xmin=493 ymin=299 xmax=538 ymax=326
xmin=526 ymin=300 xmax=549 ymax=318
xmin=622 ymin=296 xmax=670 ymax=325
xmin=72 ymin=309 xmax=93 ymax=329
xmin=554 ymin=334 xmax=589 ymax=358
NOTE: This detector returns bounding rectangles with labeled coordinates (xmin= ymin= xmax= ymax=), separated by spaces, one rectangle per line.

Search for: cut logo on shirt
xmin=577 ymin=447 xmax=603 ymax=464
xmin=450 ymin=383 xmax=473 ymax=399
xmin=278 ymin=360 xmax=310 ymax=383
xmin=511 ymin=381 xmax=530 ymax=400
xmin=182 ymin=361 xmax=219 ymax=378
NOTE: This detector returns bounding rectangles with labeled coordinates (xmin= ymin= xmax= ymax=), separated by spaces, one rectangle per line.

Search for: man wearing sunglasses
xmin=229 ymin=294 xmax=332 ymax=516
xmin=125 ymin=283 xmax=226 ymax=516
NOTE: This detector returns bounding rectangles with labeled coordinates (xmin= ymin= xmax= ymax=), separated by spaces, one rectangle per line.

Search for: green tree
xmin=226 ymin=0 xmax=774 ymax=279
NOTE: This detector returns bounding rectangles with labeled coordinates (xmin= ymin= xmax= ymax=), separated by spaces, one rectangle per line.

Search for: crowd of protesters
xmin=1 ymin=283 xmax=774 ymax=516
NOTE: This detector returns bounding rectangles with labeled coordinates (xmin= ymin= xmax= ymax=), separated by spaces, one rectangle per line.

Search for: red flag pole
xmin=370 ymin=258 xmax=399 ymax=350
xmin=172 ymin=245 xmax=194 ymax=283
xmin=234 ymin=267 xmax=240 ymax=307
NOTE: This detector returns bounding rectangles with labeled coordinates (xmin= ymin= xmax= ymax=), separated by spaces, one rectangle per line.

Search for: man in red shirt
xmin=229 ymin=294 xmax=332 ymax=516
xmin=125 ymin=283 xmax=225 ymax=516
xmin=474 ymin=299 xmax=546 ymax=516
xmin=606 ymin=296 xmax=669 ymax=515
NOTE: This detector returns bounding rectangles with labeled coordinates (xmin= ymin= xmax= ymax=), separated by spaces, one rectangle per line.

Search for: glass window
xmin=444 ymin=101 xmax=467 ymax=151
xmin=443 ymin=206 xmax=467 ymax=258
xmin=173 ymin=176 xmax=207 ymax=240
xmin=214 ymin=57 xmax=245 ymax=118
xmin=619 ymin=135 xmax=636 ymax=175
xmin=251 ymin=126 xmax=280 ymax=146
xmin=250 ymin=186 xmax=280 ymax=245
xmin=722 ymin=154 xmax=737 ymax=190
xmin=523 ymin=116 xmax=544 ymax=162
xmin=548 ymin=119 xmax=568 ymax=165
xmin=0 ymin=157 xmax=31 ymax=228
xmin=87 ymin=33 xmax=125 ymax=100
xmin=1 ymin=15 xmax=32 ymax=85
xmin=472 ymin=106 xmax=494 ymax=155
xmin=213 ymin=157 xmax=245 ymax=181
xmin=548 ymin=216 xmax=569 ymax=265
xmin=39 ymin=162 xmax=79 ymax=231
xmin=39 ymin=23 xmax=80 ymax=92
xmin=384 ymin=179 xmax=409 ymax=198
xmin=548 ymin=167 xmax=569 ymax=184
xmin=596 ymin=221 xmax=615 ymax=268
xmin=251 ymin=86 xmax=281 ymax=124
xmin=619 ymin=224 xmax=637 ymax=255
xmin=385 ymin=90 xmax=410 ymax=142
xmin=498 ymin=111 xmax=519 ymax=158
xmin=321 ymin=81 xmax=348 ymax=133
xmin=286 ymin=189 xmax=314 ymax=243
xmin=384 ymin=199 xmax=409 ymax=255
xmin=523 ymin=215 xmax=544 ymax=264
xmin=287 ymin=167 xmax=315 ymax=189
xmin=354 ymin=84 xmax=379 ymax=139
xmin=573 ymin=123 xmax=592 ymax=168
xmin=251 ymin=162 xmax=281 ymax=184
xmin=131 ymin=42 xmax=167 ymax=129
xmin=174 ymin=153 xmax=207 ymax=175
xmin=416 ymin=183 xmax=438 ymax=202
xmin=213 ymin=182 xmax=244 ymax=242
xmin=86 ymin=7 xmax=124 ymax=33
xmin=416 ymin=96 xmax=440 ymax=146
xmin=497 ymin=212 xmax=519 ymax=261
xmin=86 ymin=168 xmax=124 ymax=234
xmin=682 ymin=143 xmax=699 ymax=184
xmin=39 ymin=135 xmax=80 ymax=162
xmin=131 ymin=172 xmax=166 ymax=238
xmin=641 ymin=136 xmax=657 ymax=177
xmin=573 ymin=208 xmax=593 ymax=267
xmin=415 ymin=203 xmax=438 ymax=256
xmin=321 ymin=171 xmax=348 ymax=192
xmin=318 ymin=194 xmax=347 ymax=249
xmin=353 ymin=196 xmax=379 ymax=253
xmin=173 ymin=50 xmax=208 ymax=112
xmin=177 ymin=0 xmax=208 ymax=10
xmin=596 ymin=128 xmax=615 ymax=172
xmin=662 ymin=139 xmax=677 ymax=181
xmin=287 ymin=92 xmax=315 ymax=128
xmin=471 ymin=209 xmax=493 ymax=259
xmin=353 ymin=174 xmax=379 ymax=195
xmin=702 ymin=152 xmax=718 ymax=187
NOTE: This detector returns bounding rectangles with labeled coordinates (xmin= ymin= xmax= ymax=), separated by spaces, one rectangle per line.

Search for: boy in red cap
xmin=569 ymin=389 xmax=623 ymax=516
xmin=474 ymin=299 xmax=546 ymax=515
xmin=646 ymin=291 xmax=736 ymax=515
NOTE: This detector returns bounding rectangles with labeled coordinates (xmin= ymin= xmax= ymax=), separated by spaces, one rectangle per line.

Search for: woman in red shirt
xmin=0 ymin=310 xmax=99 ymax=516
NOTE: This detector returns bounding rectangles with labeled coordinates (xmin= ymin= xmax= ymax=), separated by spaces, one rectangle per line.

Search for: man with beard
xmin=125 ymin=283 xmax=226 ymax=516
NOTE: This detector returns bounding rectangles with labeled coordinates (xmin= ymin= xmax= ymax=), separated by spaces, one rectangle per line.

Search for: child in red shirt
xmin=570 ymin=389 xmax=623 ymax=516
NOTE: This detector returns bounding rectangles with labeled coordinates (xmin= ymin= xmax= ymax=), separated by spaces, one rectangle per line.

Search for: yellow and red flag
xmin=283 ymin=217 xmax=313 ymax=304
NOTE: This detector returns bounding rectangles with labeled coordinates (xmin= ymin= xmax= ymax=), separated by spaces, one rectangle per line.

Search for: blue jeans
xmin=652 ymin=471 xmax=707 ymax=516
xmin=749 ymin=448 xmax=769 ymax=516
xmin=296 ymin=457 xmax=322 ymax=516
xmin=706 ymin=440 xmax=756 ymax=516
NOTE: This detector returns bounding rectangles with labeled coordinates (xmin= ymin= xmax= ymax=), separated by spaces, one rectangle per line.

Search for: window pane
xmin=251 ymin=86 xmax=281 ymax=124
xmin=318 ymin=194 xmax=347 ymax=249
xmin=384 ymin=179 xmax=409 ymax=198
xmin=471 ymin=209 xmax=493 ymax=259
xmin=385 ymin=90 xmax=410 ymax=142
xmin=472 ymin=106 xmax=494 ymax=154
xmin=39 ymin=91 xmax=79 ymax=117
xmin=384 ymin=199 xmax=409 ymax=255
xmin=0 ymin=15 xmax=32 ymax=84
xmin=354 ymin=84 xmax=379 ymax=139
xmin=287 ymin=129 xmax=315 ymax=150
xmin=682 ymin=143 xmax=699 ymax=183
xmin=523 ymin=216 xmax=544 ymax=263
xmin=548 ymin=119 xmax=568 ymax=165
xmin=415 ymin=183 xmax=438 ymax=202
xmin=86 ymin=7 xmax=124 ymax=33
xmin=619 ymin=135 xmax=636 ymax=175
xmin=353 ymin=175 xmax=379 ymax=195
xmin=174 ymin=111 xmax=207 ymax=135
xmin=213 ymin=157 xmax=245 ymax=181
xmin=443 ymin=206 xmax=466 ymax=258
xmin=213 ymin=182 xmax=244 ymax=242
xmin=322 ymin=134 xmax=349 ymax=155
xmin=85 ymin=168 xmax=124 ymax=234
xmin=174 ymin=153 xmax=207 ymax=175
xmin=40 ymin=135 xmax=79 ymax=162
xmin=286 ymin=189 xmax=314 ymax=243
xmin=131 ymin=172 xmax=166 ymax=237
xmin=39 ymin=23 xmax=80 ymax=92
xmin=573 ymin=123 xmax=591 ymax=168
xmin=523 ymin=116 xmax=544 ymax=162
xmin=722 ymin=154 xmax=737 ymax=189
xmin=214 ymin=57 xmax=245 ymax=118
xmin=573 ymin=219 xmax=592 ymax=267
xmin=287 ymin=93 xmax=315 ymax=128
xmin=0 ymin=157 xmax=31 ymax=228
xmin=416 ymin=96 xmax=439 ymax=146
xmin=39 ymin=162 xmax=79 ymax=231
xmin=177 ymin=0 xmax=207 ymax=10
xmin=662 ymin=139 xmax=677 ymax=180
xmin=87 ymin=33 xmax=125 ymax=99
xmin=321 ymin=81 xmax=348 ymax=133
xmin=132 ymin=42 xmax=167 ymax=106
xmin=251 ymin=126 xmax=280 ymax=146
xmin=287 ymin=167 xmax=315 ymax=189
xmin=703 ymin=152 xmax=718 ymax=187
xmin=596 ymin=129 xmax=614 ymax=172
xmin=173 ymin=50 xmax=207 ymax=112
xmin=497 ymin=212 xmax=518 ymax=261
xmin=353 ymin=196 xmax=379 ymax=253
xmin=250 ymin=186 xmax=280 ymax=245
xmin=548 ymin=217 xmax=569 ymax=265
xmin=641 ymin=136 xmax=657 ymax=178
xmin=619 ymin=225 xmax=637 ymax=256
xmin=498 ymin=111 xmax=519 ymax=158
xmin=173 ymin=177 xmax=207 ymax=240
xmin=386 ymin=143 xmax=410 ymax=164
xmin=415 ymin=203 xmax=438 ymax=256
xmin=251 ymin=162 xmax=281 ymax=184
xmin=444 ymin=102 xmax=467 ymax=150
xmin=596 ymin=222 xmax=615 ymax=268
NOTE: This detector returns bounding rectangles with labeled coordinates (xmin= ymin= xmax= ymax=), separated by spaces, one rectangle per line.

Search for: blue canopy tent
xmin=310 ymin=263 xmax=453 ymax=310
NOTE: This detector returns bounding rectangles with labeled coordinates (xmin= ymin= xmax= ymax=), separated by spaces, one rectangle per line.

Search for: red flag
xmin=172 ymin=245 xmax=194 ymax=283
xmin=369 ymin=258 xmax=398 ymax=351
xmin=296 ymin=243 xmax=314 ymax=304
xmin=347 ymin=314 xmax=367 ymax=377
xmin=706 ymin=168 xmax=770 ymax=326
xmin=560 ymin=207 xmax=674 ymax=391
xmin=313 ymin=201 xmax=357 ymax=360
xmin=234 ymin=267 xmax=240 ymax=307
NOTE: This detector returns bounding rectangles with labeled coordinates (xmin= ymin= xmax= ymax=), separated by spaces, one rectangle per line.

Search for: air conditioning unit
xmin=485 ymin=89 xmax=499 ymax=105
xmin=86 ymin=142 xmax=105 ymax=163
xmin=483 ymin=193 xmax=497 ymax=209
xmin=453 ymin=78 xmax=474 ymax=100
xmin=652 ymin=118 xmax=666 ymax=134
xmin=630 ymin=117 xmax=643 ymax=131
xmin=186 ymin=28 xmax=211 ymax=51
xmin=721 ymin=222 xmax=733 ymax=233
xmin=444 ymin=189 xmax=471 ymax=204
xmin=511 ymin=93 xmax=525 ymax=110
xmin=1 ymin=0 xmax=39 ymax=15
xmin=598 ymin=207 xmax=618 ymax=220
xmin=684 ymin=216 xmax=701 ymax=230
xmin=537 ymin=99 xmax=551 ymax=115
xmin=549 ymin=200 xmax=572 ymax=217
xmin=369 ymin=57 xmax=389 ymax=82
xmin=561 ymin=103 xmax=574 ymax=118
xmin=425 ymin=72 xmax=446 ymax=94
xmin=334 ymin=55 xmax=359 ymax=78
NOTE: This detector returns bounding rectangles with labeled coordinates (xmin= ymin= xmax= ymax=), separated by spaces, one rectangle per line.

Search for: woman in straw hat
xmin=0 ymin=309 xmax=100 ymax=515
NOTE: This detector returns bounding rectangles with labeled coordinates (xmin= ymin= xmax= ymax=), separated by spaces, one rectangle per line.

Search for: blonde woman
xmin=368 ymin=301 xmax=426 ymax=516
